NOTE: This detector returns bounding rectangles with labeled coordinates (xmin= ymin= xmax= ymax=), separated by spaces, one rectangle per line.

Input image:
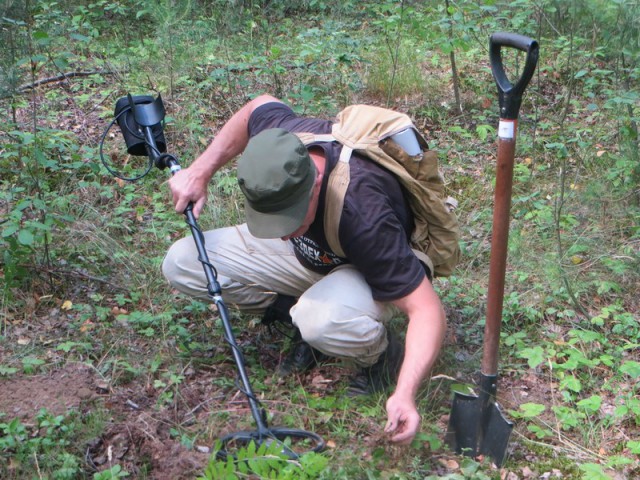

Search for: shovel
xmin=446 ymin=32 xmax=539 ymax=467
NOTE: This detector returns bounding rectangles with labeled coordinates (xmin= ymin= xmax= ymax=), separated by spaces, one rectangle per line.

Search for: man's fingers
xmin=175 ymin=199 xmax=187 ymax=215
xmin=384 ymin=402 xmax=421 ymax=445
xmin=193 ymin=196 xmax=207 ymax=218
xmin=384 ymin=418 xmax=397 ymax=433
xmin=168 ymin=169 xmax=205 ymax=216
xmin=390 ymin=430 xmax=414 ymax=445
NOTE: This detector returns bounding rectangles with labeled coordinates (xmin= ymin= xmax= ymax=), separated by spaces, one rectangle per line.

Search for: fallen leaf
xmin=111 ymin=306 xmax=127 ymax=315
xmin=541 ymin=471 xmax=564 ymax=480
xmin=311 ymin=374 xmax=332 ymax=387
xmin=61 ymin=300 xmax=73 ymax=310
xmin=80 ymin=320 xmax=95 ymax=333
xmin=438 ymin=458 xmax=459 ymax=470
xmin=96 ymin=381 xmax=110 ymax=393
xmin=17 ymin=337 xmax=31 ymax=345
xmin=596 ymin=150 xmax=606 ymax=157
xmin=326 ymin=440 xmax=336 ymax=449
xmin=571 ymin=255 xmax=585 ymax=265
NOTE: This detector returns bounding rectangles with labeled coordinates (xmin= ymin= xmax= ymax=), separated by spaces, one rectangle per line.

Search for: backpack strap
xmin=295 ymin=132 xmax=334 ymax=144
xmin=323 ymin=146 xmax=351 ymax=258
xmin=294 ymin=132 xmax=350 ymax=258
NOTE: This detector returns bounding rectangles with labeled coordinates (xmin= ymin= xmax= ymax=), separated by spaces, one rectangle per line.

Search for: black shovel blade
xmin=446 ymin=390 xmax=514 ymax=467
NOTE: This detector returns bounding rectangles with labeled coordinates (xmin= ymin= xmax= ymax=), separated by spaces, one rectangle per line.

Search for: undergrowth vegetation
xmin=1 ymin=0 xmax=638 ymax=479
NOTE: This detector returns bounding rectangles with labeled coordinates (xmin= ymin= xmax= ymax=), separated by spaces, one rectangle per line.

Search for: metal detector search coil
xmin=101 ymin=94 xmax=174 ymax=181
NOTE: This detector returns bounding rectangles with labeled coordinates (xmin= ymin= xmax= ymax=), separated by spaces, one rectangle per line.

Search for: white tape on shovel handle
xmin=498 ymin=120 xmax=516 ymax=139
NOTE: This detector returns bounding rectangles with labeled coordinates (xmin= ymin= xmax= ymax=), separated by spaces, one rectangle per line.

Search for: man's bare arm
xmin=169 ymin=94 xmax=283 ymax=216
xmin=385 ymin=276 xmax=446 ymax=444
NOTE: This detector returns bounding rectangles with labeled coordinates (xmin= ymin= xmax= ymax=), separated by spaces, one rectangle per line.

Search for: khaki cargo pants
xmin=162 ymin=224 xmax=394 ymax=367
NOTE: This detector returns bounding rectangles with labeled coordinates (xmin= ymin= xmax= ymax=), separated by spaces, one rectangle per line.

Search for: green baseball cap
xmin=237 ymin=128 xmax=316 ymax=238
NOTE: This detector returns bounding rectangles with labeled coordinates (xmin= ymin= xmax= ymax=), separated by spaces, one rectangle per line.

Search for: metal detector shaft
xmin=146 ymin=127 xmax=269 ymax=435
xmin=105 ymin=97 xmax=325 ymax=460
xmin=182 ymin=200 xmax=270 ymax=436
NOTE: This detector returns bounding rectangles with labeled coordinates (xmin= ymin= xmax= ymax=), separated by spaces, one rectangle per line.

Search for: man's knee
xmin=162 ymin=236 xmax=198 ymax=288
xmin=292 ymin=304 xmax=332 ymax=346
xmin=291 ymin=297 xmax=387 ymax=364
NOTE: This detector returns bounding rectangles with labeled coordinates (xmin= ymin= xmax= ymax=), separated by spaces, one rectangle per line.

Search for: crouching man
xmin=162 ymin=94 xmax=446 ymax=444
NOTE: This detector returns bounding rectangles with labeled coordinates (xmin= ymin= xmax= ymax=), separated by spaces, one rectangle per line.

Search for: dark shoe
xmin=261 ymin=294 xmax=297 ymax=328
xmin=348 ymin=331 xmax=404 ymax=396
xmin=277 ymin=330 xmax=328 ymax=376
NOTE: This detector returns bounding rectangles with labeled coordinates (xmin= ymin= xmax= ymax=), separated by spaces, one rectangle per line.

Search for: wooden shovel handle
xmin=482 ymin=33 xmax=539 ymax=376
xmin=482 ymin=135 xmax=517 ymax=376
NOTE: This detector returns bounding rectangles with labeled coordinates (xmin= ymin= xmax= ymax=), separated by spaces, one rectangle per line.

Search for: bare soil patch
xmin=0 ymin=337 xmax=351 ymax=479
xmin=0 ymin=362 xmax=98 ymax=421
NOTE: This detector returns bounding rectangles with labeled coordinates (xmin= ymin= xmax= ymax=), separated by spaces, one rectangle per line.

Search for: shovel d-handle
xmin=490 ymin=32 xmax=539 ymax=120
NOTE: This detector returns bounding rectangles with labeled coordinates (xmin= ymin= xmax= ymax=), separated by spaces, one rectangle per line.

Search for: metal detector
xmin=100 ymin=94 xmax=326 ymax=459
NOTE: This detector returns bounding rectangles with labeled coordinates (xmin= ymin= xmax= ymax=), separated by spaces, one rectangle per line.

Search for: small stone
xmin=77 ymin=387 xmax=93 ymax=399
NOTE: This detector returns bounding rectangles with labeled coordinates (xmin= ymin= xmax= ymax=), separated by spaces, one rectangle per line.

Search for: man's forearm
xmin=385 ymin=277 xmax=445 ymax=443
xmin=190 ymin=94 xmax=283 ymax=180
xmin=393 ymin=278 xmax=446 ymax=400
xmin=168 ymin=94 xmax=283 ymax=216
xmin=395 ymin=301 xmax=445 ymax=399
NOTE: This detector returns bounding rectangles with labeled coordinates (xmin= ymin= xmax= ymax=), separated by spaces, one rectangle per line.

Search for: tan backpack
xmin=296 ymin=105 xmax=460 ymax=277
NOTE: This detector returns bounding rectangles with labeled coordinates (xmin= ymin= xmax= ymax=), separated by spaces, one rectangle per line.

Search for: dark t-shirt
xmin=247 ymin=102 xmax=426 ymax=301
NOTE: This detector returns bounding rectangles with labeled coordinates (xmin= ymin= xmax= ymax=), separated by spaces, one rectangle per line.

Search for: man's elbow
xmin=249 ymin=94 xmax=283 ymax=109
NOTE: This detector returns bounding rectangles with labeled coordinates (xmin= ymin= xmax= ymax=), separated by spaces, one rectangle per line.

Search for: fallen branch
xmin=18 ymin=264 xmax=129 ymax=291
xmin=12 ymin=70 xmax=112 ymax=94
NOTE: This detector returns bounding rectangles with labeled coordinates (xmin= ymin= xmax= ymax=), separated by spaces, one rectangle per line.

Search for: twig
xmin=16 ymin=70 xmax=113 ymax=92
xmin=514 ymin=428 xmax=605 ymax=462
xmin=34 ymin=266 xmax=128 ymax=291
xmin=384 ymin=0 xmax=406 ymax=107
xmin=552 ymin=21 xmax=591 ymax=320
xmin=34 ymin=451 xmax=43 ymax=479
xmin=445 ymin=0 xmax=462 ymax=114
xmin=555 ymin=165 xmax=590 ymax=319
